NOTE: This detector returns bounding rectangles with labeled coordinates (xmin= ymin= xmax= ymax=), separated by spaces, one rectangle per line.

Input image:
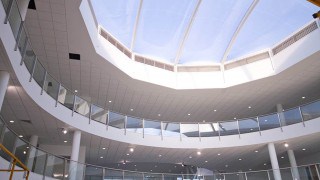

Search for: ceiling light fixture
xmin=108 ymin=100 xmax=112 ymax=103
xmin=281 ymin=156 xmax=284 ymax=159
xmin=214 ymin=109 xmax=217 ymax=112
xmin=100 ymin=156 xmax=103 ymax=159
xmin=264 ymin=163 xmax=267 ymax=166
xmin=302 ymin=148 xmax=306 ymax=151
xmin=159 ymin=154 xmax=162 ymax=157
xmin=9 ymin=120 xmax=14 ymax=123
xmin=23 ymin=151 xmax=26 ymax=154
xmin=129 ymin=148 xmax=134 ymax=152
xmin=248 ymin=106 xmax=251 ymax=109
xmin=189 ymin=156 xmax=192 ymax=159
xmin=234 ymin=117 xmax=237 ymax=120
xmin=64 ymin=140 xmax=67 ymax=143
xmin=284 ymin=143 xmax=289 ymax=148
xmin=187 ymin=113 xmax=191 ymax=116
xmin=302 ymin=96 xmax=305 ymax=99
xmin=158 ymin=114 xmax=161 ymax=116
xmin=74 ymin=90 xmax=78 ymax=93
xmin=217 ymin=153 xmax=221 ymax=156
xmin=130 ymin=109 xmax=133 ymax=111
xmin=102 ymin=147 xmax=106 ymax=150
xmin=197 ymin=151 xmax=201 ymax=155
xmin=238 ymin=158 xmax=242 ymax=161
xmin=19 ymin=135 xmax=23 ymax=138
xmin=205 ymin=160 xmax=208 ymax=163
xmin=62 ymin=129 xmax=68 ymax=134
xmin=126 ymin=154 xmax=130 ymax=156
xmin=255 ymin=150 xmax=258 ymax=153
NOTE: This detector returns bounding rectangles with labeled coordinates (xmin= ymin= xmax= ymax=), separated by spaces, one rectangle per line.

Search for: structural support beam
xmin=277 ymin=104 xmax=286 ymax=126
xmin=69 ymin=130 xmax=81 ymax=180
xmin=174 ymin=0 xmax=202 ymax=66
xmin=0 ymin=71 xmax=10 ymax=111
xmin=287 ymin=149 xmax=300 ymax=180
xmin=268 ymin=142 xmax=282 ymax=180
xmin=221 ymin=0 xmax=259 ymax=63
xmin=26 ymin=135 xmax=38 ymax=170
xmin=130 ymin=0 xmax=144 ymax=51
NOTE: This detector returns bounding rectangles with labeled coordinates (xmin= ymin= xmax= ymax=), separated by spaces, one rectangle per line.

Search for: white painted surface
xmin=268 ymin=142 xmax=282 ymax=180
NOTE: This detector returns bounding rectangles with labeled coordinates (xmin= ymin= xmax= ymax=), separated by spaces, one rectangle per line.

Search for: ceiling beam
xmin=130 ymin=0 xmax=144 ymax=51
xmin=173 ymin=0 xmax=202 ymax=66
xmin=221 ymin=0 xmax=259 ymax=63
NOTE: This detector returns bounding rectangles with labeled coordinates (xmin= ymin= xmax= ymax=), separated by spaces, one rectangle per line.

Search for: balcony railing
xmin=2 ymin=0 xmax=320 ymax=141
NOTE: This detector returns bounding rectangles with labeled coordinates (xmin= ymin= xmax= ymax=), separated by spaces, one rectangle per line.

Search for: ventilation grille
xmin=224 ymin=52 xmax=270 ymax=70
xmin=134 ymin=55 xmax=174 ymax=72
xmin=272 ymin=21 xmax=318 ymax=55
xmin=99 ymin=28 xmax=132 ymax=59
xmin=177 ymin=65 xmax=221 ymax=72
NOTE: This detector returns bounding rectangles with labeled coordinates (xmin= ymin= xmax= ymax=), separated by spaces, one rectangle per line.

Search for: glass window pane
xmin=144 ymin=173 xmax=162 ymax=180
xmin=301 ymin=101 xmax=320 ymax=121
xmin=105 ymin=169 xmax=123 ymax=179
xmin=181 ymin=123 xmax=199 ymax=137
xmin=126 ymin=116 xmax=143 ymax=133
xmin=43 ymin=74 xmax=59 ymax=100
xmin=67 ymin=160 xmax=85 ymax=180
xmin=279 ymin=108 xmax=302 ymax=126
xmin=238 ymin=118 xmax=259 ymax=134
xmin=258 ymin=113 xmax=280 ymax=131
xmin=144 ymin=119 xmax=161 ymax=136
xmin=84 ymin=166 xmax=103 ymax=180
xmin=33 ymin=61 xmax=46 ymax=87
xmin=219 ymin=121 xmax=239 ymax=136
xmin=108 ymin=111 xmax=125 ymax=129
xmin=8 ymin=0 xmax=22 ymax=39
xmin=124 ymin=171 xmax=143 ymax=179
xmin=162 ymin=122 xmax=180 ymax=137
xmin=199 ymin=123 xmax=219 ymax=137
xmin=44 ymin=155 xmax=65 ymax=179
xmin=0 ymin=128 xmax=16 ymax=161
xmin=23 ymin=43 xmax=36 ymax=73
xmin=58 ymin=86 xmax=74 ymax=110
xmin=14 ymin=138 xmax=29 ymax=166
xmin=246 ymin=171 xmax=269 ymax=180
xmin=163 ymin=174 xmax=183 ymax=180
xmin=74 ymin=96 xmax=90 ymax=117
xmin=90 ymin=104 xmax=108 ymax=124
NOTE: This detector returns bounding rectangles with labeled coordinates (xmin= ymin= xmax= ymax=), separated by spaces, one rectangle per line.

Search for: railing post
xmin=4 ymin=0 xmax=14 ymax=24
xmin=276 ymin=113 xmax=283 ymax=132
xmin=29 ymin=57 xmax=37 ymax=82
xmin=40 ymin=70 xmax=47 ymax=95
xmin=244 ymin=172 xmax=248 ymax=180
xmin=257 ymin=116 xmax=262 ymax=136
xmin=20 ymin=36 xmax=28 ymax=65
xmin=298 ymin=106 xmax=305 ymax=127
xmin=55 ymin=83 xmax=61 ymax=107
xmin=160 ymin=121 xmax=163 ymax=141
xmin=72 ymin=95 xmax=76 ymax=116
xmin=267 ymin=170 xmax=271 ymax=180
xmin=218 ymin=122 xmax=221 ymax=141
xmin=9 ymin=159 xmax=17 ymax=180
xmin=179 ymin=123 xmax=182 ymax=141
xmin=315 ymin=164 xmax=320 ymax=179
xmin=102 ymin=168 xmax=105 ymax=180
xmin=106 ymin=110 xmax=109 ymax=130
xmin=237 ymin=120 xmax=241 ymax=139
xmin=142 ymin=119 xmax=145 ymax=138
xmin=198 ymin=123 xmax=201 ymax=142
xmin=124 ymin=116 xmax=127 ymax=135
xmin=42 ymin=154 xmax=48 ymax=180
xmin=88 ymin=103 xmax=92 ymax=124
xmin=14 ymin=21 xmax=24 ymax=51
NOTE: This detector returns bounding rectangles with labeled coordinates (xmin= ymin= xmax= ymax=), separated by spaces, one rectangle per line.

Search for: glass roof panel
xmin=133 ymin=0 xmax=198 ymax=64
xmin=179 ymin=0 xmax=254 ymax=65
xmin=227 ymin=0 xmax=318 ymax=60
xmin=91 ymin=0 xmax=140 ymax=48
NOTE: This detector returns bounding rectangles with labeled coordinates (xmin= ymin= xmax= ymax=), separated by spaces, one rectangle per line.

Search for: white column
xmin=16 ymin=0 xmax=30 ymax=21
xmin=268 ymin=143 xmax=282 ymax=180
xmin=69 ymin=130 xmax=81 ymax=180
xmin=277 ymin=104 xmax=286 ymax=126
xmin=26 ymin=135 xmax=38 ymax=170
xmin=0 ymin=71 xmax=9 ymax=111
xmin=287 ymin=150 xmax=300 ymax=180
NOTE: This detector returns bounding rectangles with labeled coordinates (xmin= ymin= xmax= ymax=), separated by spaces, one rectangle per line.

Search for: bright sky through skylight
xmin=91 ymin=0 xmax=318 ymax=64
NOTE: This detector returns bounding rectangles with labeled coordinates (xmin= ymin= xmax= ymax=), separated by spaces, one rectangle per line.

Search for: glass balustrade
xmin=2 ymin=0 xmax=320 ymax=142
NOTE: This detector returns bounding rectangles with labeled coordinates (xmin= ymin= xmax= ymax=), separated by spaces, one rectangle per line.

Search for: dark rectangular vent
xmin=20 ymin=119 xmax=32 ymax=124
xmin=69 ymin=53 xmax=80 ymax=60
xmin=28 ymin=0 xmax=36 ymax=10
xmin=272 ymin=21 xmax=318 ymax=55
xmin=177 ymin=66 xmax=221 ymax=72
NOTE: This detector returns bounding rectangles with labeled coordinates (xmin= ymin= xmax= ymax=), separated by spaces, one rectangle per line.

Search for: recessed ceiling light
xmin=23 ymin=151 xmax=26 ymax=154
xmin=234 ymin=117 xmax=237 ymax=120
xmin=74 ymin=90 xmax=78 ymax=93
xmin=158 ymin=154 xmax=162 ymax=157
xmin=9 ymin=120 xmax=14 ymax=123
xmin=205 ymin=160 xmax=208 ymax=163
xmin=26 ymin=147 xmax=29 ymax=149
xmin=100 ymin=156 xmax=103 ymax=159
xmin=126 ymin=154 xmax=130 ymax=156
xmin=64 ymin=140 xmax=67 ymax=143
xmin=302 ymin=148 xmax=306 ymax=151
xmin=197 ymin=151 xmax=201 ymax=155
xmin=281 ymin=156 xmax=284 ymax=159
xmin=187 ymin=113 xmax=191 ymax=116
xmin=134 ymin=165 xmax=137 ymax=167
xmin=302 ymin=96 xmax=305 ymax=99
xmin=217 ymin=153 xmax=221 ymax=156
xmin=189 ymin=156 xmax=192 ymax=159
xmin=62 ymin=129 xmax=68 ymax=134
xmin=255 ymin=150 xmax=259 ymax=153
xmin=158 ymin=114 xmax=161 ymax=116
xmin=284 ymin=143 xmax=289 ymax=148
xmin=264 ymin=119 xmax=268 ymax=122
xmin=250 ymin=128 xmax=253 ymax=131
xmin=202 ymin=120 xmax=206 ymax=122
xmin=225 ymin=165 xmax=228 ymax=167
xmin=130 ymin=108 xmax=133 ymax=111
xmin=248 ymin=106 xmax=251 ymax=109
xmin=214 ymin=109 xmax=217 ymax=112
xmin=249 ymin=169 xmax=252 ymax=171
xmin=108 ymin=100 xmax=112 ymax=103
xmin=238 ymin=158 xmax=242 ymax=161
xmin=102 ymin=147 xmax=106 ymax=150
xmin=129 ymin=148 xmax=134 ymax=152
xmin=19 ymin=135 xmax=23 ymax=138
xmin=264 ymin=163 xmax=267 ymax=166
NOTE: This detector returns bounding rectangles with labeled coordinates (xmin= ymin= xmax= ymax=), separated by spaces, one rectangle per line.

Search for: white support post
xmin=268 ymin=143 xmax=282 ymax=180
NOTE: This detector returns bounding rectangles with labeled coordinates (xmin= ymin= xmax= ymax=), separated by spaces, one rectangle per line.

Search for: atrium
xmin=0 ymin=0 xmax=320 ymax=179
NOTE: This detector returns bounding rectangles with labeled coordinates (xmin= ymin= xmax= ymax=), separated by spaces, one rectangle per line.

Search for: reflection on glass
xmin=163 ymin=174 xmax=183 ymax=180
xmin=301 ymin=101 xmax=320 ymax=121
xmin=105 ymin=169 xmax=123 ymax=179
xmin=57 ymin=86 xmax=74 ymax=110
xmin=144 ymin=173 xmax=162 ymax=180
xmin=238 ymin=118 xmax=259 ymax=134
xmin=85 ymin=166 xmax=103 ymax=180
xmin=44 ymin=155 xmax=65 ymax=179
xmin=162 ymin=122 xmax=180 ymax=137
xmin=144 ymin=120 xmax=161 ymax=136
xmin=280 ymin=108 xmax=302 ymax=126
xmin=280 ymin=168 xmax=293 ymax=180
xmin=14 ymin=138 xmax=28 ymax=166
xmin=246 ymin=171 xmax=269 ymax=179
xmin=181 ymin=123 xmax=199 ymax=137
xmin=74 ymin=96 xmax=90 ymax=117
xmin=108 ymin=111 xmax=125 ymax=129
xmin=22 ymin=42 xmax=36 ymax=73
xmin=33 ymin=61 xmax=46 ymax=87
xmin=219 ymin=121 xmax=239 ymax=136
xmin=126 ymin=116 xmax=143 ymax=133
xmin=43 ymin=74 xmax=59 ymax=99
xmin=124 ymin=171 xmax=143 ymax=179
xmin=258 ymin=113 xmax=280 ymax=131
xmin=0 ymin=128 xmax=16 ymax=161
xmin=67 ymin=160 xmax=85 ymax=180
xmin=91 ymin=104 xmax=108 ymax=124
xmin=18 ymin=28 xmax=28 ymax=54
xmin=8 ymin=0 xmax=22 ymax=39
xmin=199 ymin=123 xmax=219 ymax=137
xmin=33 ymin=149 xmax=47 ymax=175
